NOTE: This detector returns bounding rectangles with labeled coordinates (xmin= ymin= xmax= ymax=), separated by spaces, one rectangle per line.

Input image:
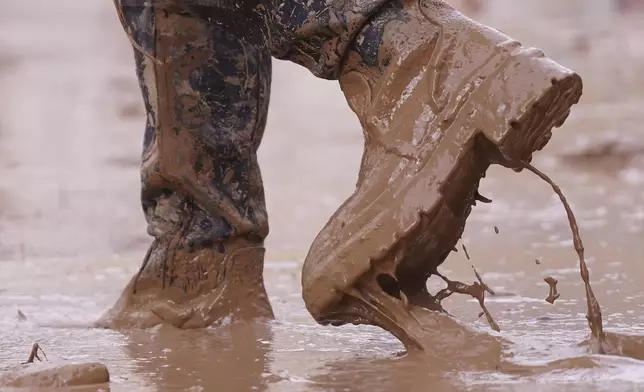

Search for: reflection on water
xmin=122 ymin=323 xmax=275 ymax=391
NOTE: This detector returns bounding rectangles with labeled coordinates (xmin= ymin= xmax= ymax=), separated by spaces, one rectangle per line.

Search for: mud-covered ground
xmin=1 ymin=0 xmax=644 ymax=391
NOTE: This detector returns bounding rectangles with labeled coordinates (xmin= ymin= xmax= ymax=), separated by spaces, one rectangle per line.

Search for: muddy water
xmin=1 ymin=0 xmax=644 ymax=391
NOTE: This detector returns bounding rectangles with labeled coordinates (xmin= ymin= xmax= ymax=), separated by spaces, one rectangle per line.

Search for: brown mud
xmin=2 ymin=0 xmax=644 ymax=391
xmin=301 ymin=0 xmax=584 ymax=361
xmin=521 ymin=162 xmax=609 ymax=353
xmin=544 ymin=276 xmax=560 ymax=304
xmin=522 ymin=159 xmax=644 ymax=362
xmin=0 ymin=361 xmax=109 ymax=390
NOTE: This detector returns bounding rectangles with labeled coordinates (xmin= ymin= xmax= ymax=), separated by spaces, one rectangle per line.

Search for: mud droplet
xmin=461 ymin=243 xmax=470 ymax=260
xmin=544 ymin=276 xmax=560 ymax=304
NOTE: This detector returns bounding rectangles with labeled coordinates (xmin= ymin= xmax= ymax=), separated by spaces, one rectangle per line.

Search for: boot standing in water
xmin=97 ymin=0 xmax=583 ymax=347
xmin=96 ymin=2 xmax=276 ymax=328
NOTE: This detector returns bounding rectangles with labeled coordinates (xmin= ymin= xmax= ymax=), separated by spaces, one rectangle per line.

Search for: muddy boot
xmin=96 ymin=4 xmax=274 ymax=329
xmin=298 ymin=0 xmax=582 ymax=360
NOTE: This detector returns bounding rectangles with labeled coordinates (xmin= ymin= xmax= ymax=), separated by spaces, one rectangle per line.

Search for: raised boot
xmin=96 ymin=3 xmax=274 ymax=329
xmin=300 ymin=0 xmax=582 ymax=362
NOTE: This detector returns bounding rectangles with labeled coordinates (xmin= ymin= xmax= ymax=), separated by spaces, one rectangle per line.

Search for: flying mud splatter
xmin=461 ymin=242 xmax=470 ymax=260
xmin=434 ymin=237 xmax=499 ymax=332
xmin=521 ymin=161 xmax=608 ymax=353
xmin=472 ymin=266 xmax=495 ymax=296
xmin=434 ymin=268 xmax=500 ymax=332
xmin=544 ymin=276 xmax=560 ymax=304
xmin=22 ymin=343 xmax=48 ymax=365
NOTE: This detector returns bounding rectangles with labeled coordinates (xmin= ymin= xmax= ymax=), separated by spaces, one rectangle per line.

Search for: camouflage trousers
xmin=116 ymin=0 xmax=396 ymax=293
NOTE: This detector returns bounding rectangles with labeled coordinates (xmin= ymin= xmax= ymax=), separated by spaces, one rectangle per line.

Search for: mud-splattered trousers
xmin=115 ymin=0 xmax=406 ymax=297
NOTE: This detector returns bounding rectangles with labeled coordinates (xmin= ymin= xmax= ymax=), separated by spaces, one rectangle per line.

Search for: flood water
xmin=1 ymin=0 xmax=644 ymax=391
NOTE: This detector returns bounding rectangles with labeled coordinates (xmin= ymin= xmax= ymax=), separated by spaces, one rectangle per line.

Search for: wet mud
xmin=2 ymin=0 xmax=644 ymax=391
xmin=522 ymin=161 xmax=608 ymax=353
xmin=516 ymin=160 xmax=644 ymax=362
xmin=301 ymin=0 xmax=583 ymax=360
xmin=0 ymin=361 xmax=109 ymax=389
xmin=544 ymin=276 xmax=560 ymax=304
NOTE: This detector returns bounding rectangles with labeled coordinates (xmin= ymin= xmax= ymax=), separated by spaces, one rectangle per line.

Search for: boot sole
xmin=302 ymin=40 xmax=583 ymax=323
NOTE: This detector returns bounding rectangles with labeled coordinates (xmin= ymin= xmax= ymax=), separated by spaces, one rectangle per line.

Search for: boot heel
xmin=477 ymin=49 xmax=583 ymax=163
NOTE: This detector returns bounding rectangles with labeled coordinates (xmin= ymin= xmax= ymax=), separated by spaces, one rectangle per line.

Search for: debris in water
xmin=544 ymin=276 xmax=560 ymax=304
xmin=535 ymin=259 xmax=541 ymax=265
xmin=23 ymin=343 xmax=48 ymax=364
xmin=17 ymin=310 xmax=27 ymax=321
xmin=494 ymin=226 xmax=499 ymax=234
xmin=521 ymin=161 xmax=608 ymax=353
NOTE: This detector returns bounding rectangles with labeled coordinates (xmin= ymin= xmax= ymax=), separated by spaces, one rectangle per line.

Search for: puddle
xmin=1 ymin=0 xmax=644 ymax=390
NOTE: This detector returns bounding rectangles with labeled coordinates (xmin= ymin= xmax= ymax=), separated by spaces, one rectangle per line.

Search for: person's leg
xmin=266 ymin=0 xmax=583 ymax=354
xmin=97 ymin=2 xmax=274 ymax=329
